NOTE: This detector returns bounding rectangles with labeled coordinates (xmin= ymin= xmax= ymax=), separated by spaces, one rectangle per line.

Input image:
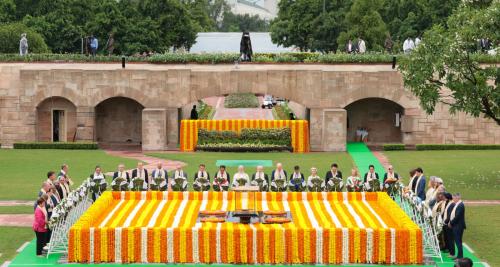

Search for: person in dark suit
xmin=383 ymin=165 xmax=399 ymax=184
xmin=325 ymin=163 xmax=342 ymax=183
xmin=449 ymin=193 xmax=466 ymax=259
xmin=409 ymin=167 xmax=426 ymax=201
xmin=131 ymin=162 xmax=149 ymax=184
xmin=363 ymin=165 xmax=379 ymax=183
xmin=442 ymin=192 xmax=455 ymax=256
xmin=271 ymin=163 xmax=287 ymax=181
xmin=113 ymin=164 xmax=130 ymax=182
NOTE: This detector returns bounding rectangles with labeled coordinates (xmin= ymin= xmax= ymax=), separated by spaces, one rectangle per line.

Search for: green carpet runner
xmin=346 ymin=142 xmax=386 ymax=181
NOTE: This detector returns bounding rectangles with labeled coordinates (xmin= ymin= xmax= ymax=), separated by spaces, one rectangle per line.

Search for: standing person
xmin=409 ymin=167 xmax=427 ymax=201
xmin=46 ymin=171 xmax=57 ymax=187
xmin=357 ymin=38 xmax=366 ymax=54
xmin=363 ymin=165 xmax=379 ymax=183
xmin=346 ymin=39 xmax=354 ymax=54
xmin=19 ymin=33 xmax=28 ymax=56
xmin=90 ymin=166 xmax=107 ymax=200
xmin=171 ymin=166 xmax=188 ymax=191
xmin=113 ymin=164 xmax=130 ymax=182
xmin=193 ymin=164 xmax=211 ymax=191
xmin=240 ymin=31 xmax=253 ymax=62
xmin=403 ymin=37 xmax=415 ymax=54
xmin=426 ymin=176 xmax=438 ymax=204
xmin=384 ymin=33 xmax=393 ymax=53
xmin=131 ymin=162 xmax=149 ymax=184
xmin=58 ymin=164 xmax=74 ymax=186
xmin=38 ymin=182 xmax=51 ymax=197
xmin=105 ymin=32 xmax=115 ymax=56
xmin=346 ymin=168 xmax=363 ymax=192
xmin=449 ymin=193 xmax=466 ymax=259
xmin=383 ymin=165 xmax=399 ymax=184
xmin=90 ymin=35 xmax=98 ymax=57
xmin=325 ymin=163 xmax=342 ymax=183
xmin=288 ymin=165 xmax=305 ymax=191
xmin=442 ymin=193 xmax=455 ymax=256
xmin=190 ymin=105 xmax=198 ymax=120
xmin=213 ymin=165 xmax=230 ymax=191
xmin=33 ymin=197 xmax=48 ymax=256
xmin=415 ymin=35 xmax=421 ymax=47
xmin=307 ymin=167 xmax=324 ymax=192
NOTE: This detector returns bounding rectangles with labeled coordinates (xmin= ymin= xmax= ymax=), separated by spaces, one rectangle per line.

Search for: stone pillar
xmin=76 ymin=106 xmax=95 ymax=141
xmin=166 ymin=108 xmax=179 ymax=149
xmin=309 ymin=108 xmax=347 ymax=151
xmin=142 ymin=108 xmax=167 ymax=151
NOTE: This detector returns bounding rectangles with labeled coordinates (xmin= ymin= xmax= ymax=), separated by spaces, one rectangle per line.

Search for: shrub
xmin=415 ymin=144 xmax=500 ymax=150
xmin=196 ymin=100 xmax=214 ymax=119
xmin=196 ymin=143 xmax=292 ymax=152
xmin=383 ymin=144 xmax=406 ymax=151
xmin=0 ymin=23 xmax=49 ymax=54
xmin=198 ymin=129 xmax=238 ymax=144
xmin=240 ymin=128 xmax=291 ymax=146
xmin=224 ymin=93 xmax=259 ymax=108
xmin=13 ymin=142 xmax=98 ymax=149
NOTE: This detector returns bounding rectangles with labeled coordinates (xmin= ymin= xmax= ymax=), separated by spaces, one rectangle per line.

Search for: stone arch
xmin=36 ymin=96 xmax=77 ymax=142
xmin=345 ymin=97 xmax=404 ymax=143
xmin=94 ymin=97 xmax=145 ymax=145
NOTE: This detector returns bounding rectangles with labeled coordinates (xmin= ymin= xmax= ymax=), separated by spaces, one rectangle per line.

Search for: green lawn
xmin=147 ymin=152 xmax=354 ymax=185
xmin=384 ymin=151 xmax=500 ymax=200
xmin=0 ymin=226 xmax=33 ymax=263
xmin=464 ymin=205 xmax=500 ymax=266
xmin=0 ymin=206 xmax=34 ymax=214
xmin=0 ymin=149 xmax=138 ymax=200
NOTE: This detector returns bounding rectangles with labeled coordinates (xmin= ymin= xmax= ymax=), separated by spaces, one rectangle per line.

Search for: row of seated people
xmin=89 ymin=162 xmax=420 ymax=193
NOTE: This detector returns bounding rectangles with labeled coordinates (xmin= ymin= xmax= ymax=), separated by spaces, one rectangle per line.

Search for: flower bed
xmin=223 ymin=93 xmax=259 ymax=108
xmin=69 ymin=191 xmax=422 ymax=264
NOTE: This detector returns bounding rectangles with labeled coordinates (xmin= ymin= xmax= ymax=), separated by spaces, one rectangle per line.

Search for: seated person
xmin=325 ymin=163 xmax=342 ymax=183
xmin=383 ymin=165 xmax=399 ymax=184
xmin=171 ymin=166 xmax=188 ymax=191
xmin=150 ymin=163 xmax=168 ymax=190
xmin=232 ymin=165 xmax=250 ymax=187
xmin=213 ymin=165 xmax=230 ymax=191
xmin=346 ymin=168 xmax=363 ymax=192
xmin=288 ymin=165 xmax=306 ymax=191
xmin=251 ymin=165 xmax=269 ymax=191
xmin=307 ymin=167 xmax=324 ymax=192
xmin=193 ymin=164 xmax=210 ymax=191
xmin=271 ymin=163 xmax=288 ymax=192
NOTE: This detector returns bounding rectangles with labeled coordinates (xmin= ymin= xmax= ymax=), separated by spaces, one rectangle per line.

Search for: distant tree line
xmin=0 ymin=0 xmax=270 ymax=54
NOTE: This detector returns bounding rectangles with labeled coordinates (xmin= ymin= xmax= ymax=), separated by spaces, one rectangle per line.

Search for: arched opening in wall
xmin=95 ymin=97 xmax=144 ymax=147
xmin=36 ymin=97 xmax=77 ymax=142
xmin=345 ymin=98 xmax=404 ymax=143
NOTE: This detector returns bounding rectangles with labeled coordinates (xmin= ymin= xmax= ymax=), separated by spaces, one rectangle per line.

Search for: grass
xmin=0 ymin=206 xmax=34 ymax=214
xmin=384 ymin=150 xmax=500 ymax=200
xmin=224 ymin=93 xmax=259 ymax=108
xmin=146 ymin=152 xmax=354 ymax=185
xmin=464 ymin=205 xmax=500 ymax=266
xmin=0 ymin=226 xmax=33 ymax=263
xmin=0 ymin=149 xmax=138 ymax=200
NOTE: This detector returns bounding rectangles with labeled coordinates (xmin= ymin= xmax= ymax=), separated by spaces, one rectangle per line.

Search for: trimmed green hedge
xmin=196 ymin=143 xmax=292 ymax=152
xmin=13 ymin=142 xmax=98 ymax=149
xmin=224 ymin=93 xmax=259 ymax=108
xmin=383 ymin=144 xmax=406 ymax=151
xmin=0 ymin=52 xmax=497 ymax=64
xmin=415 ymin=144 xmax=500 ymax=150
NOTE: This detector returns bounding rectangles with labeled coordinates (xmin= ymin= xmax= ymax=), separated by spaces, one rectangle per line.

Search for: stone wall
xmin=36 ymin=97 xmax=77 ymax=142
xmin=0 ymin=63 xmax=498 ymax=151
xmin=95 ymin=97 xmax=143 ymax=144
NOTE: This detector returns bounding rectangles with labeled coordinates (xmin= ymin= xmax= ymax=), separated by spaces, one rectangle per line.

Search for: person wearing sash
xmin=193 ymin=164 xmax=211 ymax=191
xmin=426 ymin=176 xmax=437 ymax=203
xmin=131 ymin=162 xmax=149 ymax=184
xmin=232 ymin=165 xmax=250 ymax=187
xmin=288 ymin=165 xmax=305 ymax=191
xmin=325 ymin=163 xmax=342 ymax=183
xmin=171 ymin=166 xmax=188 ymax=191
xmin=383 ymin=165 xmax=399 ymax=184
xmin=307 ymin=167 xmax=324 ymax=192
xmin=150 ymin=162 xmax=169 ymax=190
xmin=90 ymin=166 xmax=107 ymax=199
xmin=431 ymin=191 xmax=447 ymax=249
xmin=38 ymin=182 xmax=51 ymax=198
xmin=363 ymin=165 xmax=379 ymax=183
xmin=58 ymin=176 xmax=71 ymax=199
xmin=271 ymin=163 xmax=287 ymax=192
xmin=46 ymin=171 xmax=57 ymax=187
xmin=58 ymin=164 xmax=74 ymax=186
xmin=449 ymin=193 xmax=466 ymax=259
xmin=113 ymin=164 xmax=130 ymax=182
xmin=442 ymin=192 xmax=455 ymax=256
xmin=33 ymin=197 xmax=48 ymax=256
xmin=213 ymin=165 xmax=230 ymax=191
xmin=251 ymin=165 xmax=269 ymax=191
xmin=428 ymin=177 xmax=445 ymax=208
xmin=409 ymin=167 xmax=426 ymax=201
xmin=346 ymin=168 xmax=363 ymax=192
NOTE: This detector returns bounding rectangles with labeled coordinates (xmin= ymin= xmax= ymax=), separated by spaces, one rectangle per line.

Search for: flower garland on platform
xmin=69 ymin=192 xmax=422 ymax=265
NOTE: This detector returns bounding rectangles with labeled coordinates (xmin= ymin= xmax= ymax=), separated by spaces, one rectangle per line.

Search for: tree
xmin=337 ymin=0 xmax=387 ymax=51
xmin=0 ymin=0 xmax=16 ymax=23
xmin=219 ymin=12 xmax=269 ymax=32
xmin=0 ymin=22 xmax=49 ymax=53
xmin=398 ymin=2 xmax=500 ymax=125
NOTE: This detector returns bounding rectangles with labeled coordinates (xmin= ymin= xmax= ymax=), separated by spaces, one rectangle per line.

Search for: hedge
xmin=224 ymin=93 xmax=259 ymax=108
xmin=383 ymin=144 xmax=406 ymax=151
xmin=198 ymin=128 xmax=291 ymax=147
xmin=415 ymin=144 xmax=500 ymax=150
xmin=196 ymin=143 xmax=292 ymax=152
xmin=0 ymin=52 xmax=498 ymax=64
xmin=13 ymin=142 xmax=98 ymax=149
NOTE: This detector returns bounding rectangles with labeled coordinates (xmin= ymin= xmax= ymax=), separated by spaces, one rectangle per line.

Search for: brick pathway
xmin=103 ymin=150 xmax=187 ymax=176
xmin=372 ymin=151 xmax=391 ymax=169
xmin=212 ymin=96 xmax=274 ymax=120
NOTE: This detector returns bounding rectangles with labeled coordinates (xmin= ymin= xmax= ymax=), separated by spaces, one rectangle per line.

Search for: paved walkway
xmin=212 ymin=96 xmax=274 ymax=120
xmin=103 ymin=150 xmax=187 ymax=176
